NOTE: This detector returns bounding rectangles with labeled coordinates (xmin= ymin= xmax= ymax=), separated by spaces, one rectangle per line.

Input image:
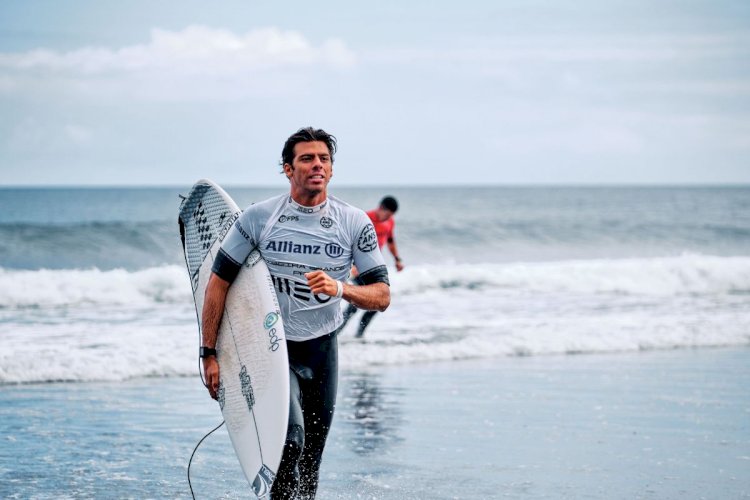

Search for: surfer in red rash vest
xmin=340 ymin=196 xmax=404 ymax=338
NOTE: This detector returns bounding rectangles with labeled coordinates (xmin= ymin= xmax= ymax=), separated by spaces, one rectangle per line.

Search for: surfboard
xmin=179 ymin=179 xmax=289 ymax=498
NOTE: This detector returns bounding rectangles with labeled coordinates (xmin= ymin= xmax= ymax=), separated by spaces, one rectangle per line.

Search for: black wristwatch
xmin=199 ymin=347 xmax=217 ymax=359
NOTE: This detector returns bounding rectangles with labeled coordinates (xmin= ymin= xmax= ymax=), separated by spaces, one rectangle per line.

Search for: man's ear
xmin=283 ymin=163 xmax=294 ymax=180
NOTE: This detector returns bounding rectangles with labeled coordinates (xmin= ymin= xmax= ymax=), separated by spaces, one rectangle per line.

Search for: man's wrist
xmin=394 ymin=256 xmax=402 ymax=262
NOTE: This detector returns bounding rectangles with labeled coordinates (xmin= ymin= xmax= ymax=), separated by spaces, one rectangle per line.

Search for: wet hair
xmin=280 ymin=127 xmax=338 ymax=170
xmin=380 ymin=196 xmax=398 ymax=213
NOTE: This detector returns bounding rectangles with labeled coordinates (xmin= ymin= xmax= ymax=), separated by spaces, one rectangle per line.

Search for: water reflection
xmin=340 ymin=372 xmax=404 ymax=456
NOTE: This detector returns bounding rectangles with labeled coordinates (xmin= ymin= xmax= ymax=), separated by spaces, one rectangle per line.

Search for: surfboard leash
xmin=187 ymin=319 xmax=225 ymax=500
xmin=187 ymin=419 xmax=226 ymax=500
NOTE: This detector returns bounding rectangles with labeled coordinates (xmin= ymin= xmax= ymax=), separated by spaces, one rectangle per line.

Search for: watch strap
xmin=199 ymin=346 xmax=217 ymax=358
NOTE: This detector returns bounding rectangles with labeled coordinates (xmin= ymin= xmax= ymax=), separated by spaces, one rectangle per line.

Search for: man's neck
xmin=290 ymin=188 xmax=327 ymax=207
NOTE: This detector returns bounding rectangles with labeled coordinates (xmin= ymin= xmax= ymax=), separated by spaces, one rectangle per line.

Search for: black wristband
xmin=394 ymin=256 xmax=402 ymax=262
xmin=199 ymin=347 xmax=217 ymax=358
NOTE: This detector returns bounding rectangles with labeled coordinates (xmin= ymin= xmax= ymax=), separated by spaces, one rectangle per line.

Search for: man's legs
xmin=338 ymin=302 xmax=358 ymax=331
xmin=355 ymin=311 xmax=378 ymax=338
xmin=271 ymin=372 xmax=304 ymax=499
xmin=340 ymin=304 xmax=378 ymax=338
xmin=296 ymin=336 xmax=338 ymax=498
xmin=272 ymin=334 xmax=338 ymax=499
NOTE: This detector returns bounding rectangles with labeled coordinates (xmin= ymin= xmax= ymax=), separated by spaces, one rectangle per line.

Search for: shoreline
xmin=1 ymin=347 xmax=748 ymax=499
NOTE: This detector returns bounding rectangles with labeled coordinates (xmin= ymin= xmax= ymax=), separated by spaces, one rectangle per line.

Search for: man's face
xmin=375 ymin=207 xmax=394 ymax=222
xmin=284 ymin=141 xmax=333 ymax=195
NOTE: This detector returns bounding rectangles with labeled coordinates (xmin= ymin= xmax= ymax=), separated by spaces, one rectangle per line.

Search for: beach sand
xmin=1 ymin=347 xmax=748 ymax=499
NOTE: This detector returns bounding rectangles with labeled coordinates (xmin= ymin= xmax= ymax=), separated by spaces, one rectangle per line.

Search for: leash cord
xmin=187 ymin=419 xmax=225 ymax=500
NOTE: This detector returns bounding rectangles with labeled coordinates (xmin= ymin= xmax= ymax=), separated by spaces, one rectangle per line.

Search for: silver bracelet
xmin=335 ymin=280 xmax=344 ymax=298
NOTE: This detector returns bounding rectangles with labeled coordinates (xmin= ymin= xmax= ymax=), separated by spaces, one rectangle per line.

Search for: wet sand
xmin=1 ymin=347 xmax=748 ymax=499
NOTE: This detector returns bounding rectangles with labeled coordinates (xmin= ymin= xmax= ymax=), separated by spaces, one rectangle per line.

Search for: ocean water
xmin=1 ymin=185 xmax=749 ymax=384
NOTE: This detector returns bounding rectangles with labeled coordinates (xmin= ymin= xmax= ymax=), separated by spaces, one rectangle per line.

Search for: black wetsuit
xmin=272 ymin=333 xmax=338 ymax=499
xmin=341 ymin=303 xmax=378 ymax=338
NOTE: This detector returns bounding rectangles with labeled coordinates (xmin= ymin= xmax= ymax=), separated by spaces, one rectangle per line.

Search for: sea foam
xmin=1 ymin=254 xmax=749 ymax=384
xmin=0 ymin=265 xmax=191 ymax=308
xmin=1 ymin=254 xmax=748 ymax=309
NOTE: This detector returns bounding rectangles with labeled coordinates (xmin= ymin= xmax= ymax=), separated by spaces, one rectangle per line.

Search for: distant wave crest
xmin=1 ymin=254 xmax=749 ymax=310
xmin=0 ymin=221 xmax=182 ymax=270
xmin=392 ymin=254 xmax=750 ymax=296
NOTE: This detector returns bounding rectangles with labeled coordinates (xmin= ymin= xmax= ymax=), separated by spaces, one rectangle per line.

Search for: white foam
xmin=391 ymin=254 xmax=750 ymax=296
xmin=1 ymin=254 xmax=748 ymax=310
xmin=0 ymin=265 xmax=191 ymax=308
xmin=1 ymin=254 xmax=749 ymax=384
xmin=0 ymin=320 xmax=197 ymax=384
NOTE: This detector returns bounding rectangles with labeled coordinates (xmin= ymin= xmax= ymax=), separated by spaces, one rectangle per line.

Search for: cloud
xmin=367 ymin=33 xmax=750 ymax=65
xmin=0 ymin=25 xmax=356 ymax=73
xmin=0 ymin=26 xmax=357 ymax=100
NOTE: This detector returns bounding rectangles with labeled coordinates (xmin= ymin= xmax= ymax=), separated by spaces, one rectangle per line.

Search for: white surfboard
xmin=179 ymin=179 xmax=289 ymax=498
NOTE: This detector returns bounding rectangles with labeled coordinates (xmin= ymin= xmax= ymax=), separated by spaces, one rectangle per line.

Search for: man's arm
xmin=201 ymin=272 xmax=231 ymax=400
xmin=305 ymin=271 xmax=390 ymax=312
xmin=386 ymin=237 xmax=404 ymax=272
xmin=344 ymin=281 xmax=390 ymax=311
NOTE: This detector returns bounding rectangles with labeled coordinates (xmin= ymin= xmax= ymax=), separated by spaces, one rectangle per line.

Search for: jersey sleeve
xmin=211 ymin=209 xmax=258 ymax=283
xmin=351 ymin=211 xmax=390 ymax=286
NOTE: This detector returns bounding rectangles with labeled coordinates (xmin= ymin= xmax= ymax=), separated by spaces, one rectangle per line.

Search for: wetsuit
xmin=212 ymin=194 xmax=389 ymax=498
xmin=342 ymin=209 xmax=395 ymax=337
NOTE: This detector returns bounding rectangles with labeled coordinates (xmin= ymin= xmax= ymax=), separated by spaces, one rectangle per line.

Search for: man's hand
xmin=305 ymin=270 xmax=339 ymax=297
xmin=203 ymin=357 xmax=220 ymax=400
xmin=306 ymin=269 xmax=390 ymax=312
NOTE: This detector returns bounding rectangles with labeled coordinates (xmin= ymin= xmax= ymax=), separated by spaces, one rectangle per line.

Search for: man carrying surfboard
xmin=200 ymin=127 xmax=391 ymax=499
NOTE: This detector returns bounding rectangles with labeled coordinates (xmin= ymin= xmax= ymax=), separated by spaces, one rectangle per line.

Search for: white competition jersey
xmin=218 ymin=194 xmax=387 ymax=341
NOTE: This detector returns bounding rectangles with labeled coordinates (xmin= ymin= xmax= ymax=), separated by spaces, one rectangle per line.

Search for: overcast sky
xmin=1 ymin=0 xmax=749 ymax=186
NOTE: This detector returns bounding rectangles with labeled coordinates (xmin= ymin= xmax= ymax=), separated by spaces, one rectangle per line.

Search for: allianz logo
xmin=265 ymin=240 xmax=344 ymax=258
